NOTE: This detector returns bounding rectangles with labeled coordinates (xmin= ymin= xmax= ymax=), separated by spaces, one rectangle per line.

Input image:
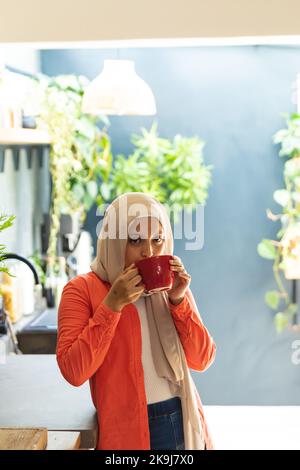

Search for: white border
xmin=2 ymin=36 xmax=300 ymax=49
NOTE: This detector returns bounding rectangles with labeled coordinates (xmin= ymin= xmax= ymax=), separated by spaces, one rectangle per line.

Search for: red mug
xmin=135 ymin=255 xmax=174 ymax=294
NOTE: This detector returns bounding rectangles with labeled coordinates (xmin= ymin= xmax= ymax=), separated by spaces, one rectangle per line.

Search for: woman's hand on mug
xmin=167 ymin=255 xmax=191 ymax=305
xmin=103 ymin=263 xmax=145 ymax=312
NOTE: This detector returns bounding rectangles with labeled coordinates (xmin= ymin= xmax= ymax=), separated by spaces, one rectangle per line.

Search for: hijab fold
xmin=90 ymin=192 xmax=205 ymax=449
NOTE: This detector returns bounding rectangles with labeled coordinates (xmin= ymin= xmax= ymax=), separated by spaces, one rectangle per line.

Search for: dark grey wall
xmin=41 ymin=45 xmax=300 ymax=405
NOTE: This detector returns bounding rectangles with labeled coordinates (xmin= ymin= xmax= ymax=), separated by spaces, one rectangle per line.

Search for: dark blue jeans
xmin=147 ymin=396 xmax=185 ymax=450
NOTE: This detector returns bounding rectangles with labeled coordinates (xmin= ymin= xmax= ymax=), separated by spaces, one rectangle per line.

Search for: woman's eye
xmin=128 ymin=236 xmax=165 ymax=244
xmin=153 ymin=236 xmax=164 ymax=243
xmin=129 ymin=237 xmax=140 ymax=244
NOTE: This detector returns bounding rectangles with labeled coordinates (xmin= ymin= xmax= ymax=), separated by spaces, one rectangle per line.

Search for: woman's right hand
xmin=102 ymin=263 xmax=145 ymax=312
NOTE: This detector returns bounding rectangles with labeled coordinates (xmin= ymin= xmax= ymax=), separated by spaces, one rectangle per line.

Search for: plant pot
xmin=283 ymin=257 xmax=300 ymax=279
xmin=281 ymin=223 xmax=300 ymax=279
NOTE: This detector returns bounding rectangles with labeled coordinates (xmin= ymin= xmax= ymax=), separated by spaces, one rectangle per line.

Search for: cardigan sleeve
xmin=56 ymin=276 xmax=121 ymax=387
xmin=168 ymin=287 xmax=216 ymax=372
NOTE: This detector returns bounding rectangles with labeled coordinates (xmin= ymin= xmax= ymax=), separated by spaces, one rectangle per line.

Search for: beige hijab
xmin=90 ymin=192 xmax=205 ymax=450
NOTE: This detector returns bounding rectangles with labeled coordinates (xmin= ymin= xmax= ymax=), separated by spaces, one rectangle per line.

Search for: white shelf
xmin=0 ymin=128 xmax=51 ymax=145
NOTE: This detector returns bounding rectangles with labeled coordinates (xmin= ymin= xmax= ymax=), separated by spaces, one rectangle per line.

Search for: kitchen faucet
xmin=1 ymin=253 xmax=40 ymax=284
xmin=0 ymin=253 xmax=43 ymax=354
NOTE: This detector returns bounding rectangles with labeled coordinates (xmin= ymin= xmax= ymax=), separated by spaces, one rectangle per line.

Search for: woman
xmin=56 ymin=192 xmax=216 ymax=450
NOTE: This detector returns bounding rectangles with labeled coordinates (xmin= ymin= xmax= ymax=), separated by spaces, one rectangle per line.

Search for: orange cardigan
xmin=56 ymin=271 xmax=216 ymax=450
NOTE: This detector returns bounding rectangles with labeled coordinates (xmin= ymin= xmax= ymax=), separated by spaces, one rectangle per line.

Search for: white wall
xmin=0 ymin=48 xmax=40 ymax=74
xmin=0 ymin=49 xmax=50 ymax=256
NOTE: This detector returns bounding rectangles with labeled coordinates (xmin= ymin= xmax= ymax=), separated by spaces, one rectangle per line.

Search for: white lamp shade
xmin=81 ymin=60 xmax=156 ymax=116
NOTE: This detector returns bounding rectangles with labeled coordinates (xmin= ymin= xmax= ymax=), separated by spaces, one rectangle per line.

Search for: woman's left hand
xmin=167 ymin=255 xmax=191 ymax=305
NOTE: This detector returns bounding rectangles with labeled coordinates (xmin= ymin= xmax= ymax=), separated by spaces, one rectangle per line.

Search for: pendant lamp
xmin=81 ymin=59 xmax=156 ymax=116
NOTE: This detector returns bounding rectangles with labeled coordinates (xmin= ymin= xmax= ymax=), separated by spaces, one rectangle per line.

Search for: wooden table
xmin=0 ymin=429 xmax=82 ymax=450
xmin=0 ymin=355 xmax=98 ymax=449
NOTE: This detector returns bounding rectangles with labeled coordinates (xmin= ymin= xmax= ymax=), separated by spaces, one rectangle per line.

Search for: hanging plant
xmin=0 ymin=214 xmax=16 ymax=277
xmin=258 ymin=113 xmax=300 ymax=332
xmin=36 ymin=74 xmax=113 ymax=263
xmin=109 ymin=122 xmax=213 ymax=223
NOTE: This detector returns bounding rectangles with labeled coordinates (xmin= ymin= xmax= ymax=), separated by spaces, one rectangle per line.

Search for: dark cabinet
xmin=16 ymin=308 xmax=57 ymax=354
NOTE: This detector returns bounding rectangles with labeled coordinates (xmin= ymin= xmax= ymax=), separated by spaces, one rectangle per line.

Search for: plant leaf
xmin=257 ymin=240 xmax=277 ymax=260
xmin=87 ymin=180 xmax=98 ymax=199
xmin=287 ymin=303 xmax=298 ymax=318
xmin=265 ymin=291 xmax=280 ymax=310
xmin=100 ymin=182 xmax=111 ymax=201
xmin=274 ymin=312 xmax=289 ymax=333
xmin=273 ymin=189 xmax=290 ymax=207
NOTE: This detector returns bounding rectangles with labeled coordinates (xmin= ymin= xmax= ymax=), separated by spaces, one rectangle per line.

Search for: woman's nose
xmin=141 ymin=243 xmax=153 ymax=258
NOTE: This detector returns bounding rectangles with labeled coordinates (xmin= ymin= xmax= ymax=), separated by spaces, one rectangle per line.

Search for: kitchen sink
xmin=26 ymin=308 xmax=58 ymax=329
xmin=16 ymin=308 xmax=57 ymax=354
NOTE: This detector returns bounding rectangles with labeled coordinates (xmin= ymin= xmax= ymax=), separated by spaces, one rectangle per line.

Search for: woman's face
xmin=124 ymin=216 xmax=165 ymax=268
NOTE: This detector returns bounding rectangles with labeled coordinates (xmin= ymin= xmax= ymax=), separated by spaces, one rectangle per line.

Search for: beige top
xmin=134 ymin=296 xmax=176 ymax=405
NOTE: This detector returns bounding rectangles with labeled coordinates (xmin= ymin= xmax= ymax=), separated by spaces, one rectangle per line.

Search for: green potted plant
xmin=36 ymin=74 xmax=112 ymax=263
xmin=108 ymin=122 xmax=213 ymax=223
xmin=258 ymin=113 xmax=300 ymax=332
